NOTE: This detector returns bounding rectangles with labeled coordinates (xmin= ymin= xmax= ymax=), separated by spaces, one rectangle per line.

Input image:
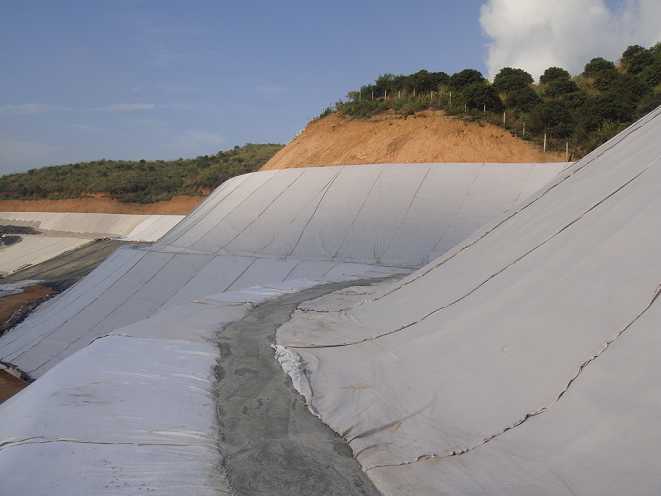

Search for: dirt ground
xmin=0 ymin=194 xmax=203 ymax=215
xmin=262 ymin=111 xmax=565 ymax=170
xmin=0 ymin=370 xmax=26 ymax=403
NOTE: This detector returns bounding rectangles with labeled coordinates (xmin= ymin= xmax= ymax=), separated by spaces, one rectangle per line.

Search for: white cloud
xmin=0 ymin=104 xmax=71 ymax=115
xmin=480 ymin=0 xmax=661 ymax=79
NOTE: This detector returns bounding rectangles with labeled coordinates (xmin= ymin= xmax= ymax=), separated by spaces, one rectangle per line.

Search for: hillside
xmin=282 ymin=41 xmax=660 ymax=168
xmin=262 ymin=110 xmax=563 ymax=170
xmin=0 ymin=143 xmax=282 ymax=212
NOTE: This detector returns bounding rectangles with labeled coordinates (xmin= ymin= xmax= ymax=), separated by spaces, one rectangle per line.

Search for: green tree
xmin=621 ymin=45 xmax=654 ymax=74
xmin=529 ymin=101 xmax=574 ymax=138
xmin=540 ymin=67 xmax=571 ymax=84
xmin=449 ymin=69 xmax=485 ymax=89
xmin=506 ymin=86 xmax=541 ymax=112
xmin=462 ymin=82 xmax=503 ymax=112
xmin=493 ymin=67 xmax=534 ymax=93
xmin=583 ymin=57 xmax=616 ymax=77
xmin=543 ymin=78 xmax=579 ymax=98
xmin=639 ymin=58 xmax=661 ymax=88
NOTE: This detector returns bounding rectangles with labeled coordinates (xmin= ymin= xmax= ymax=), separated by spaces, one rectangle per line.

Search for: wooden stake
xmin=565 ymin=141 xmax=569 ymax=161
xmin=522 ymin=121 xmax=526 ymax=137
xmin=543 ymin=132 xmax=547 ymax=153
xmin=502 ymin=111 xmax=506 ymax=125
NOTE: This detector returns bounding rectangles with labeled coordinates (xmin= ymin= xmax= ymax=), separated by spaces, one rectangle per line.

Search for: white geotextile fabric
xmin=0 ymin=235 xmax=91 ymax=275
xmin=0 ymin=163 xmax=562 ymax=378
xmin=0 ymin=160 xmax=568 ymax=494
xmin=276 ymin=106 xmax=661 ymax=495
xmin=0 ymin=280 xmax=343 ymax=496
xmin=0 ymin=212 xmax=184 ymax=242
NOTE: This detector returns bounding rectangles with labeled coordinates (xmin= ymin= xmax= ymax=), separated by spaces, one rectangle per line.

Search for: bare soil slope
xmin=262 ymin=111 xmax=564 ymax=170
xmin=0 ymin=194 xmax=202 ymax=215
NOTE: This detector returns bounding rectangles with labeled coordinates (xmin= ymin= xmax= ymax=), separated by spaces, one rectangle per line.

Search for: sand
xmin=262 ymin=111 xmax=564 ymax=170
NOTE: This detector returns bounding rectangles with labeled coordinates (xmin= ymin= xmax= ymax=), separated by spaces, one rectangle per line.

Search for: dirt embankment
xmin=262 ymin=111 xmax=564 ymax=170
xmin=0 ymin=194 xmax=203 ymax=215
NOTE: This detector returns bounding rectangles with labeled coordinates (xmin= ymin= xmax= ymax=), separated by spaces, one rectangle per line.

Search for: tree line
xmin=0 ymin=144 xmax=283 ymax=203
xmin=329 ymin=42 xmax=661 ymax=158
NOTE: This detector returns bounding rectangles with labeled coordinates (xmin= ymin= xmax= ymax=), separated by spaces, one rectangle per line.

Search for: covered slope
xmin=0 ymin=212 xmax=183 ymax=275
xmin=277 ymin=105 xmax=661 ymax=494
xmin=0 ymin=161 xmax=564 ymax=494
xmin=0 ymin=162 xmax=562 ymax=378
xmin=262 ymin=111 xmax=564 ymax=170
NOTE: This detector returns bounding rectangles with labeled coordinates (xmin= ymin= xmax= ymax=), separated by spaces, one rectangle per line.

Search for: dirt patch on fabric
xmin=0 ymin=285 xmax=55 ymax=336
xmin=215 ymin=282 xmax=381 ymax=496
xmin=262 ymin=110 xmax=564 ymax=170
xmin=0 ymin=369 xmax=26 ymax=403
xmin=0 ymin=194 xmax=203 ymax=215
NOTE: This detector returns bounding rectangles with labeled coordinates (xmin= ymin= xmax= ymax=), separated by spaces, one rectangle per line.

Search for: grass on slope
xmin=0 ymin=143 xmax=283 ymax=204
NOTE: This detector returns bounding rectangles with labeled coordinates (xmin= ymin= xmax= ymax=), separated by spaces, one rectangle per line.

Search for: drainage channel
xmin=214 ymin=280 xmax=381 ymax=496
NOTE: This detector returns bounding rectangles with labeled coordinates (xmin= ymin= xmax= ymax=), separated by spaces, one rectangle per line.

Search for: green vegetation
xmin=0 ymin=143 xmax=283 ymax=203
xmin=329 ymin=42 xmax=661 ymax=158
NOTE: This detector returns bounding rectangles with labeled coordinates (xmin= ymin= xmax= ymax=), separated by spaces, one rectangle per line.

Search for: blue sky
xmin=0 ymin=1 xmax=487 ymax=173
xmin=2 ymin=0 xmax=651 ymax=174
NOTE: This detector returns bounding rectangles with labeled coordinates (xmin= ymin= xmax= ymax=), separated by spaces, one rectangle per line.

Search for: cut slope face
xmin=277 ymin=105 xmax=661 ymax=495
xmin=262 ymin=111 xmax=564 ymax=170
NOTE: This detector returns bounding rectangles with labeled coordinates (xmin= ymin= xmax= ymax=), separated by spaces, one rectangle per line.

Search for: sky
xmin=1 ymin=0 xmax=658 ymax=173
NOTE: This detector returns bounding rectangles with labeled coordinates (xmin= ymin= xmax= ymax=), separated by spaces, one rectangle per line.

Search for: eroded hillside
xmin=262 ymin=111 xmax=564 ymax=170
